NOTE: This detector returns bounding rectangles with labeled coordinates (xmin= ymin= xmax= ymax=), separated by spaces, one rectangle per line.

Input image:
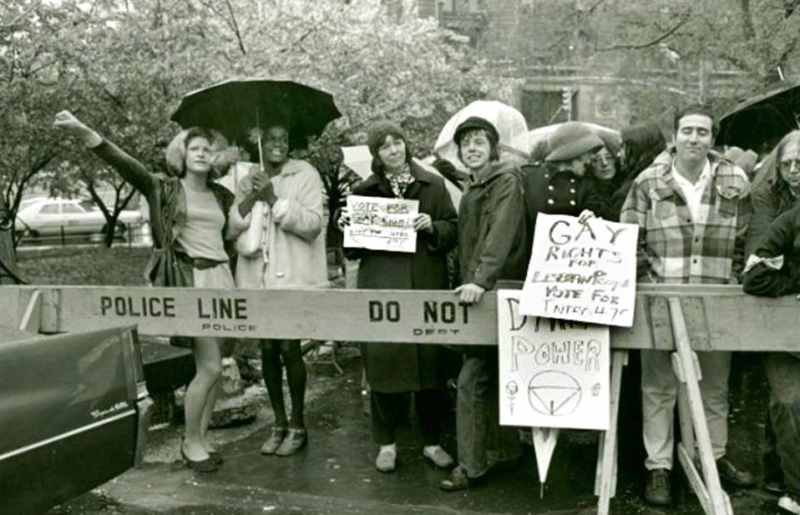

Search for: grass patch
xmin=17 ymin=247 xmax=151 ymax=286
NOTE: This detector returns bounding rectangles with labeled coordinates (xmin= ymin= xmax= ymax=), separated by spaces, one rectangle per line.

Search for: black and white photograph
xmin=1 ymin=1 xmax=799 ymax=514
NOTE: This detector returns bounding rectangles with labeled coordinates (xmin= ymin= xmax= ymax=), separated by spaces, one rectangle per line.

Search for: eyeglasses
xmin=779 ymin=159 xmax=800 ymax=174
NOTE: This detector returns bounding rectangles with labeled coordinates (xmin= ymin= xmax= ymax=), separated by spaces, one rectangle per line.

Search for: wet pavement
xmin=50 ymin=351 xmax=785 ymax=515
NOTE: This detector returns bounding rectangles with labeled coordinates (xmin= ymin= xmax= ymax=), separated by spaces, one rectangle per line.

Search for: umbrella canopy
xmin=341 ymin=145 xmax=373 ymax=181
xmin=171 ymin=78 xmax=342 ymax=150
xmin=528 ymin=122 xmax=621 ymax=162
xmin=434 ymin=101 xmax=530 ymax=170
xmin=717 ymin=80 xmax=800 ymax=151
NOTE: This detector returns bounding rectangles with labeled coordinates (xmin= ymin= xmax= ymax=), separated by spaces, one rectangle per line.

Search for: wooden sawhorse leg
xmin=668 ymin=298 xmax=733 ymax=515
xmin=595 ymin=349 xmax=628 ymax=515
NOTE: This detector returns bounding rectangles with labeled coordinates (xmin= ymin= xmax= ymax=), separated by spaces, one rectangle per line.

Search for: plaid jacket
xmin=620 ymin=151 xmax=751 ymax=284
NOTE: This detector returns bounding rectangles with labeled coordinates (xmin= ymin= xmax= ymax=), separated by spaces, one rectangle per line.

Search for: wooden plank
xmin=681 ymin=297 xmax=711 ymax=351
xmin=596 ymin=350 xmax=627 ymax=515
xmin=669 ymin=298 xmax=730 ymax=515
xmin=646 ymin=296 xmax=674 ymax=350
xmin=0 ymin=285 xmax=797 ymax=351
xmin=678 ymin=443 xmax=714 ymax=515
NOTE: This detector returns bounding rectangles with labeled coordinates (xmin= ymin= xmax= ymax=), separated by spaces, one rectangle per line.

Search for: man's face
xmin=675 ymin=114 xmax=713 ymax=164
xmin=779 ymin=139 xmax=800 ymax=190
xmin=459 ymin=130 xmax=492 ymax=171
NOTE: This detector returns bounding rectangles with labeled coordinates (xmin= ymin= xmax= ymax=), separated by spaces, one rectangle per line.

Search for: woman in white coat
xmin=229 ymin=125 xmax=328 ymax=456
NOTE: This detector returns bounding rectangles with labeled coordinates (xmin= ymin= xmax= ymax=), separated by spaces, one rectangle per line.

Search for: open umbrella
xmin=717 ymin=80 xmax=800 ymax=151
xmin=434 ymin=101 xmax=530 ymax=171
xmin=171 ymin=78 xmax=342 ymax=150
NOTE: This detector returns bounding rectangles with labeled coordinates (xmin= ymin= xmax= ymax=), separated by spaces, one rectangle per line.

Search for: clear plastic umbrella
xmin=528 ymin=123 xmax=621 ymax=162
xmin=434 ymin=101 xmax=530 ymax=170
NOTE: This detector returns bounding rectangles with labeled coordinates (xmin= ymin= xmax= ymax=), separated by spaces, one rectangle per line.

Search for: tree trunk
xmin=103 ymin=214 xmax=120 ymax=248
xmin=0 ymin=194 xmax=20 ymax=285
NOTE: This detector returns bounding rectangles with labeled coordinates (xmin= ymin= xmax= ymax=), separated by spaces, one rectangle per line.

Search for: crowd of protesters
xmin=53 ymin=102 xmax=800 ymax=514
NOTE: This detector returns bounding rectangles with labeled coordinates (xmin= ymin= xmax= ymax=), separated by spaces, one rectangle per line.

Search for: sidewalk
xmin=50 ymin=352 xmax=780 ymax=515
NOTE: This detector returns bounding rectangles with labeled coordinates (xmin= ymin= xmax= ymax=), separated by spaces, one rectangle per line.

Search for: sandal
xmin=260 ymin=427 xmax=288 ymax=455
xmin=439 ymin=466 xmax=485 ymax=492
xmin=275 ymin=428 xmax=308 ymax=456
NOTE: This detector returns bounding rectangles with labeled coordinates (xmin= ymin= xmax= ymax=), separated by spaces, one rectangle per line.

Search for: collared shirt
xmin=620 ymin=154 xmax=751 ymax=284
xmin=671 ymin=159 xmax=710 ymax=222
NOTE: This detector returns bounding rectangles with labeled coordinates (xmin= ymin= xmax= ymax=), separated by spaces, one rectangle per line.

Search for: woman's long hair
xmin=619 ymin=122 xmax=667 ymax=184
xmin=769 ymin=130 xmax=800 ymax=215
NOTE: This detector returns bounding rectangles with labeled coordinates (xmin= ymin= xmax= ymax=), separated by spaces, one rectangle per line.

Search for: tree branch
xmin=223 ymin=0 xmax=246 ymax=56
xmin=595 ymin=13 xmax=691 ymax=52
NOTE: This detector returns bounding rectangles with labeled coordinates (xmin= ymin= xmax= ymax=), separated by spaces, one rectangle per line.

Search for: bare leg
xmin=262 ymin=339 xmax=288 ymax=428
xmin=280 ymin=340 xmax=307 ymax=429
xmin=184 ymin=337 xmax=222 ymax=460
xmin=201 ymin=374 xmax=222 ymax=452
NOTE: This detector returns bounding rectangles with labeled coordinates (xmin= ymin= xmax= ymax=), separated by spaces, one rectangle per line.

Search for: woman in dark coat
xmin=339 ymin=121 xmax=458 ymax=473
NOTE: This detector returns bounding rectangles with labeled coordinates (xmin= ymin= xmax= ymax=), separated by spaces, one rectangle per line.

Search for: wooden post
xmin=668 ymin=297 xmax=732 ymax=515
xmin=595 ymin=349 xmax=628 ymax=515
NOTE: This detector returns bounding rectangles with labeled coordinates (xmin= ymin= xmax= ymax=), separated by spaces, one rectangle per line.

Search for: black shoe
xmin=717 ymin=458 xmax=755 ymax=488
xmin=208 ymin=450 xmax=223 ymax=465
xmin=644 ymin=469 xmax=671 ymax=506
xmin=180 ymin=440 xmax=218 ymax=473
xmin=764 ymin=478 xmax=785 ymax=495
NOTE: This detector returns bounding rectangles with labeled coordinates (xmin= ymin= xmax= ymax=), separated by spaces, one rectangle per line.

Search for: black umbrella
xmin=171 ymin=78 xmax=342 ymax=150
xmin=717 ymin=80 xmax=800 ymax=151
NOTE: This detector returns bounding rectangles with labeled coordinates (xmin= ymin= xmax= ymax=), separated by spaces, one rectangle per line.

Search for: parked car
xmin=14 ymin=197 xmax=143 ymax=238
xmin=0 ymin=325 xmax=151 ymax=515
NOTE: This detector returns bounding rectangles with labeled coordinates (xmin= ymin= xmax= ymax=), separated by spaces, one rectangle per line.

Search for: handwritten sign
xmin=498 ymin=290 xmax=610 ymax=430
xmin=519 ymin=214 xmax=638 ymax=327
xmin=344 ymin=195 xmax=418 ymax=253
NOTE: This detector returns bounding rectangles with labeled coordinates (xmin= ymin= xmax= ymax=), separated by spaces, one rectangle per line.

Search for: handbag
xmin=236 ymin=200 xmax=267 ymax=256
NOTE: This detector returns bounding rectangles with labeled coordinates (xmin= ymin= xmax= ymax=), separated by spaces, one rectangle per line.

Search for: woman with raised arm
xmin=54 ymin=110 xmax=248 ymax=473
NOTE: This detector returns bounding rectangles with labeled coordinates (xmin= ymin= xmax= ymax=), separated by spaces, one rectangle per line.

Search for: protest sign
xmin=498 ymin=289 xmax=610 ymax=430
xmin=344 ymin=195 xmax=418 ymax=253
xmin=519 ymin=213 xmax=638 ymax=327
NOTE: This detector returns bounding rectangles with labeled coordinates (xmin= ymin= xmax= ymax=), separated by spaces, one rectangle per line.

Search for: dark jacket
xmin=746 ymin=176 xmax=799 ymax=257
xmin=521 ymin=161 xmax=603 ymax=256
xmin=457 ymin=160 xmax=527 ymax=290
xmin=743 ymin=204 xmax=800 ymax=297
xmin=345 ymin=163 xmax=458 ymax=392
xmin=92 ymin=139 xmax=234 ymax=286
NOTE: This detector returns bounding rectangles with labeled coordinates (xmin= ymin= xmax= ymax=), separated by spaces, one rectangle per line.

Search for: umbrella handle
xmin=257 ymin=132 xmax=265 ymax=172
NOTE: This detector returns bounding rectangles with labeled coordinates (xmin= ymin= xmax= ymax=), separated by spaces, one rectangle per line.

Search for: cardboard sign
xmin=498 ymin=289 xmax=610 ymax=430
xmin=344 ymin=195 xmax=419 ymax=253
xmin=519 ymin=213 xmax=638 ymax=327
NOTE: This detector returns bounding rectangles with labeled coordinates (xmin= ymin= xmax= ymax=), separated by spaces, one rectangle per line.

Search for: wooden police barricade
xmin=1 ymin=284 xmax=798 ymax=515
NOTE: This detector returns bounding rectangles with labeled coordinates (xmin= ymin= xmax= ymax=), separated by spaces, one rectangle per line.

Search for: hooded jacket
xmin=457 ymin=160 xmax=528 ymax=290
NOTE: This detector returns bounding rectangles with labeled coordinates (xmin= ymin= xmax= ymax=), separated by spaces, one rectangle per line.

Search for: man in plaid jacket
xmin=620 ymin=105 xmax=755 ymax=506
